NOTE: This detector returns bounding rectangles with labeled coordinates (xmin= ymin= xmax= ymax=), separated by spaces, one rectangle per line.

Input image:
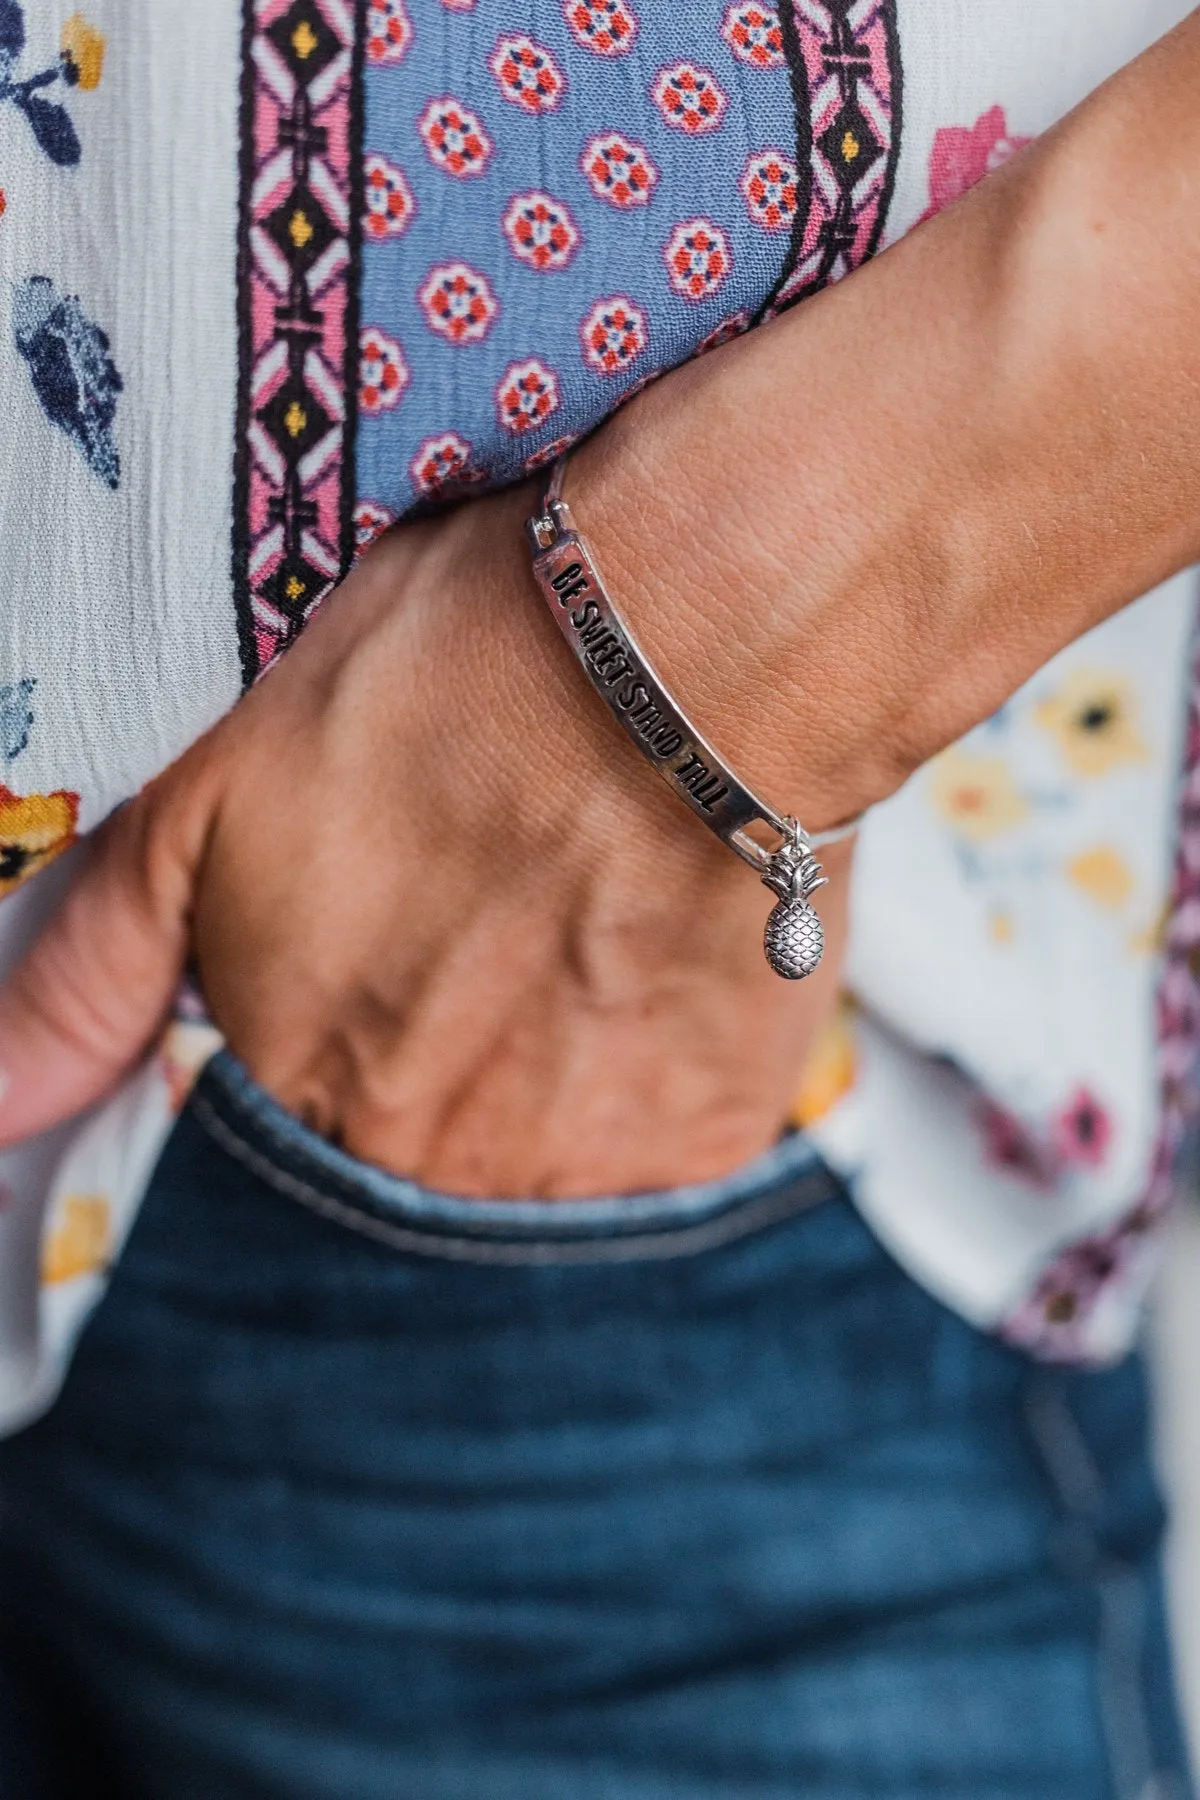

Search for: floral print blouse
xmin=0 ymin=0 xmax=1197 ymax=1430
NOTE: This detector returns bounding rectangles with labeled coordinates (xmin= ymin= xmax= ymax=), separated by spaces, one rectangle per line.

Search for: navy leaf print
xmin=0 ymin=678 xmax=35 ymax=761
xmin=0 ymin=3 xmax=95 ymax=170
xmin=0 ymin=0 xmax=24 ymax=78
xmin=12 ymin=277 xmax=123 ymax=489
xmin=13 ymin=89 xmax=80 ymax=165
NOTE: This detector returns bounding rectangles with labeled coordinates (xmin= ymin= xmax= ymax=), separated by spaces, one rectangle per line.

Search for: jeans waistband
xmin=190 ymin=1052 xmax=836 ymax=1266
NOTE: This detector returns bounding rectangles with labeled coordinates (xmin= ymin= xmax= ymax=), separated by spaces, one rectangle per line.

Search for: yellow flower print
xmin=790 ymin=996 xmax=857 ymax=1129
xmin=59 ymin=14 xmax=106 ymax=90
xmin=928 ymin=749 xmax=1029 ymax=842
xmin=1129 ymin=901 xmax=1170 ymax=957
xmin=41 ymin=1193 xmax=112 ymax=1284
xmin=989 ymin=909 xmax=1015 ymax=945
xmin=0 ymin=783 xmax=79 ymax=898
xmin=1067 ymin=846 xmax=1135 ymax=911
xmin=1035 ymin=670 xmax=1149 ymax=778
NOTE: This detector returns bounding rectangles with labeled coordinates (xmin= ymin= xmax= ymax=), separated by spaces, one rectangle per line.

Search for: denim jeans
xmin=0 ymin=1052 xmax=1192 ymax=1799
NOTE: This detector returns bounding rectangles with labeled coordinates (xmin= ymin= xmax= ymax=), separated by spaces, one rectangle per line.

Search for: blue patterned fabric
xmin=357 ymin=0 xmax=804 ymax=515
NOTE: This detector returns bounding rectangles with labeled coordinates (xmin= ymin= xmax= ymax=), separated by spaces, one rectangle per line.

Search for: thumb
xmin=0 ymin=779 xmax=203 ymax=1147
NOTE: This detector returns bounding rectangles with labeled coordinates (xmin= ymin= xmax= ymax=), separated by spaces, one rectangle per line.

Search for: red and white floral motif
xmin=613 ymin=371 xmax=655 ymax=408
xmin=418 ymin=97 xmax=493 ymax=179
xmin=496 ymin=357 xmax=560 ymax=434
xmin=651 ymin=64 xmax=727 ymax=135
xmin=919 ymin=105 xmax=1032 ymax=224
xmin=580 ymin=295 xmax=647 ymax=376
xmin=366 ymin=0 xmax=412 ymax=64
xmin=353 ymin=499 xmax=395 ymax=554
xmin=410 ymin=431 xmax=476 ymax=496
xmin=363 ymin=154 xmax=414 ymax=240
xmin=419 ymin=262 xmax=498 ymax=344
xmin=489 ymin=35 xmax=566 ymax=114
xmin=562 ymin=0 xmax=637 ymax=56
xmin=696 ymin=309 xmax=750 ymax=354
xmin=663 ymin=218 xmax=731 ymax=301
xmin=359 ymin=326 xmax=409 ymax=414
xmin=525 ymin=433 xmax=576 ymax=471
xmin=740 ymin=148 xmax=798 ymax=231
xmin=580 ymin=132 xmax=657 ymax=208
xmin=502 ymin=191 xmax=580 ymax=272
xmin=720 ymin=3 xmax=783 ymax=69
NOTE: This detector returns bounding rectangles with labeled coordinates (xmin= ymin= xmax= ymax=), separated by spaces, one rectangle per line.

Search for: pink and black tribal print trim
xmin=1145 ymin=613 xmax=1200 ymax=1216
xmin=761 ymin=0 xmax=901 ymax=319
xmin=1001 ymin=605 xmax=1200 ymax=1363
xmin=232 ymin=0 xmax=365 ymax=684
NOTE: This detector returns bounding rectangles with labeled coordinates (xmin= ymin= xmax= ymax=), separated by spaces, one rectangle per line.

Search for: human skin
xmin=1 ymin=12 xmax=1199 ymax=1194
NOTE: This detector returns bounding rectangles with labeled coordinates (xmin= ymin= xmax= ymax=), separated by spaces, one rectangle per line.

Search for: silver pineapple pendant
xmin=762 ymin=819 xmax=828 ymax=980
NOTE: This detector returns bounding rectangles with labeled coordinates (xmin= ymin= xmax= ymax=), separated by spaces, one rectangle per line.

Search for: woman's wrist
xmin=568 ymin=9 xmax=1200 ymax=833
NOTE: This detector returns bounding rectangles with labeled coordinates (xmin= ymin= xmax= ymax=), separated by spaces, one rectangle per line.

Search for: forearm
xmin=576 ymin=8 xmax=1200 ymax=827
xmin=5 ymin=14 xmax=1198 ymax=1192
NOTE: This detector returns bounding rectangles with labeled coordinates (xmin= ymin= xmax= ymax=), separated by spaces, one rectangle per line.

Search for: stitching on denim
xmin=1023 ymin=1379 xmax=1186 ymax=1800
xmin=191 ymin=1093 xmax=831 ymax=1266
xmin=201 ymin=1055 xmax=820 ymax=1235
xmin=1024 ymin=1378 xmax=1105 ymax=1519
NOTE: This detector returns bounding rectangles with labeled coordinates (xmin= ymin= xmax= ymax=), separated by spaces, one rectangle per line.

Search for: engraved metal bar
xmin=525 ymin=459 xmax=858 ymax=978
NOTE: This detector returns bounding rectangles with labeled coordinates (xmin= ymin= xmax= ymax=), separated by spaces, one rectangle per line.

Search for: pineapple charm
xmin=762 ymin=818 xmax=828 ymax=980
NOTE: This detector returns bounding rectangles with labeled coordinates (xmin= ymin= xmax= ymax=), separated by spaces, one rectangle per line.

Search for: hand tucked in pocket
xmin=9 ymin=27 xmax=1200 ymax=1198
xmin=0 ymin=470 xmax=851 ymax=1198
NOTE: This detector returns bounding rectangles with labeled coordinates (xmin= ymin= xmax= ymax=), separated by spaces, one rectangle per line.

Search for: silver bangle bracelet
xmin=526 ymin=457 xmax=860 ymax=981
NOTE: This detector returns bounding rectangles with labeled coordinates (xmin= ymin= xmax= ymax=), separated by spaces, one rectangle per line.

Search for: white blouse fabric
xmin=0 ymin=0 xmax=1196 ymax=1432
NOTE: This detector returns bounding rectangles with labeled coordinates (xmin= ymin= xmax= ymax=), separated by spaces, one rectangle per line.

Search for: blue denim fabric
xmin=0 ymin=1051 xmax=1191 ymax=1800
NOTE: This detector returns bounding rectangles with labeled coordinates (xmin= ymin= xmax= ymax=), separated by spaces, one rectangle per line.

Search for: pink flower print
xmin=562 ymin=0 xmax=637 ymax=57
xmin=359 ymin=326 xmax=408 ymax=414
xmin=976 ymin=1098 xmax=1057 ymax=1189
xmin=496 ymin=357 xmax=560 ymax=434
xmin=418 ymin=97 xmax=493 ymax=179
xmin=366 ymin=0 xmax=412 ymax=64
xmin=695 ymin=309 xmax=750 ymax=355
xmin=580 ymin=132 xmax=657 ymax=208
xmin=651 ymin=64 xmax=727 ymax=136
xmin=490 ymin=36 xmax=566 ymax=114
xmin=502 ymin=191 xmax=580 ymax=272
xmin=410 ymin=431 xmax=477 ymax=497
xmin=419 ymin=262 xmax=498 ymax=344
xmin=920 ymin=106 xmax=1032 ymax=224
xmin=664 ymin=218 xmax=731 ymax=301
xmin=740 ymin=149 xmax=798 ymax=232
xmin=363 ymin=154 xmax=414 ymax=240
xmin=353 ymin=499 xmax=395 ymax=554
xmin=721 ymin=3 xmax=783 ymax=69
xmin=580 ymin=295 xmax=647 ymax=376
xmin=439 ymin=0 xmax=476 ymax=8
xmin=1054 ymin=1087 xmax=1113 ymax=1169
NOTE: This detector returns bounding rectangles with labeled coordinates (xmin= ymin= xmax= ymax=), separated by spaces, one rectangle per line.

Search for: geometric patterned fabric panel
xmin=234 ymin=0 xmax=900 ymax=676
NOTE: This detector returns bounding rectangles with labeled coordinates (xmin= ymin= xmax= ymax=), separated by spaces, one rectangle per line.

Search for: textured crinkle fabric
xmin=0 ymin=0 xmax=1198 ymax=1432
